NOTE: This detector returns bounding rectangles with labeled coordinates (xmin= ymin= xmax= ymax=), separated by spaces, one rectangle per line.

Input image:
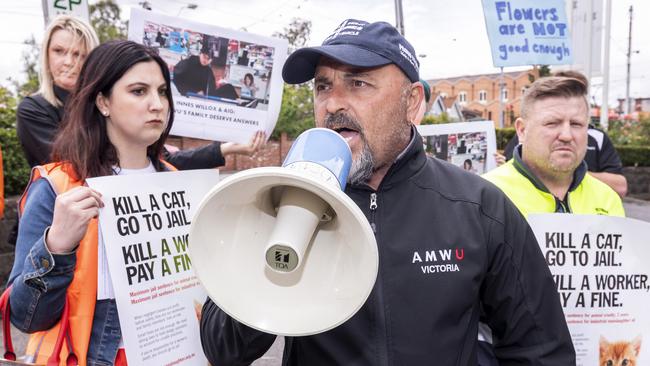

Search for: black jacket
xmin=173 ymin=55 xmax=216 ymax=96
xmin=199 ymin=128 xmax=575 ymax=365
xmin=15 ymin=86 xmax=225 ymax=170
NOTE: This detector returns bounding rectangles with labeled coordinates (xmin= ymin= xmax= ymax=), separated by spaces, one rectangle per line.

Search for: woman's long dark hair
xmin=52 ymin=40 xmax=175 ymax=180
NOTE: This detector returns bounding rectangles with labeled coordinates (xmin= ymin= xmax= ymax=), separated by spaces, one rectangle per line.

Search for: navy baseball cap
xmin=282 ymin=19 xmax=420 ymax=84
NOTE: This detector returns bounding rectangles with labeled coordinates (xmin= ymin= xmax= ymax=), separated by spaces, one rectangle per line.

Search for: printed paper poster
xmin=129 ymin=8 xmax=288 ymax=143
xmin=87 ymin=169 xmax=220 ymax=365
xmin=528 ymin=214 xmax=650 ymax=366
xmin=417 ymin=121 xmax=498 ymax=174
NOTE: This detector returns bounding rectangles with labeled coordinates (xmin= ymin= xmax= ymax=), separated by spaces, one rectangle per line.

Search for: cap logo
xmin=324 ymin=20 xmax=367 ymax=43
xmin=399 ymin=43 xmax=419 ymax=72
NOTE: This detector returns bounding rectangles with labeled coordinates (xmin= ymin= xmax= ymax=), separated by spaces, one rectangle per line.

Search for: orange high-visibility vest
xmin=19 ymin=161 xmax=175 ymax=365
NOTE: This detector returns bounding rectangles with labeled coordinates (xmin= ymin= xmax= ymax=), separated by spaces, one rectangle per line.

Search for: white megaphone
xmin=189 ymin=128 xmax=378 ymax=336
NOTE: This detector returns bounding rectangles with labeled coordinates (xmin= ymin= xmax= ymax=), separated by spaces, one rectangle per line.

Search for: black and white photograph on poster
xmin=417 ymin=121 xmax=497 ymax=174
xmin=128 ymin=8 xmax=288 ymax=144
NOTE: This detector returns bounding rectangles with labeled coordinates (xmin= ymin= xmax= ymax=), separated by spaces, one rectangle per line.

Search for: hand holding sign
xmin=47 ymin=186 xmax=104 ymax=254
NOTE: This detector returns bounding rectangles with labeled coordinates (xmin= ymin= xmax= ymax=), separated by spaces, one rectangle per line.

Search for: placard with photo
xmin=417 ymin=121 xmax=498 ymax=174
xmin=129 ymin=8 xmax=288 ymax=143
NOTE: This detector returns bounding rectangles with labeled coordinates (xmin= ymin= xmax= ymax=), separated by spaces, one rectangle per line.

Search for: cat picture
xmin=600 ymin=335 xmax=642 ymax=366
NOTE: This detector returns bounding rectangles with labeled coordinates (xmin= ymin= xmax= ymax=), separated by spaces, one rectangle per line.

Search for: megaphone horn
xmin=189 ymin=128 xmax=378 ymax=336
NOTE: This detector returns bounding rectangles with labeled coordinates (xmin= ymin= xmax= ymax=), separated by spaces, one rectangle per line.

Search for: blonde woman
xmin=16 ymin=15 xmax=98 ymax=167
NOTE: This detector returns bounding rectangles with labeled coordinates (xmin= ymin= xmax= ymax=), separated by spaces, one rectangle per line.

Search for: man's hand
xmin=220 ymin=131 xmax=266 ymax=157
xmin=47 ymin=186 xmax=104 ymax=254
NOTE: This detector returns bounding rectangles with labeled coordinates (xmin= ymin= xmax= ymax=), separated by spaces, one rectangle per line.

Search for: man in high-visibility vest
xmin=478 ymin=75 xmax=624 ymax=366
xmin=483 ymin=76 xmax=624 ymax=218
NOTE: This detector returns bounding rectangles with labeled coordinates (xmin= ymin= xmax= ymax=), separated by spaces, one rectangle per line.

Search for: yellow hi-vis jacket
xmin=482 ymin=159 xmax=625 ymax=218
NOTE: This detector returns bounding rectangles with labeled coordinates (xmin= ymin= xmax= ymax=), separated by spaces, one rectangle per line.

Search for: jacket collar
xmin=350 ymin=125 xmax=426 ymax=191
xmin=512 ymin=144 xmax=587 ymax=194
xmin=53 ymin=84 xmax=70 ymax=105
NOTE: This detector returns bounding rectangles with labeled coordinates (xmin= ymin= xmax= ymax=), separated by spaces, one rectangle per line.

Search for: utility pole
xmin=600 ymin=0 xmax=611 ymax=130
xmin=394 ymin=0 xmax=405 ymax=35
xmin=625 ymin=5 xmax=633 ymax=115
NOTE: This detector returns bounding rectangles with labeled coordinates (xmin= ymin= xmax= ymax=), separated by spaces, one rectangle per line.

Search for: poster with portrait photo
xmin=128 ymin=8 xmax=288 ymax=144
xmin=417 ymin=121 xmax=497 ymax=174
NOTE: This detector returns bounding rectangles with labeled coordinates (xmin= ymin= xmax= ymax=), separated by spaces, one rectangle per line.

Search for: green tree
xmin=528 ymin=65 xmax=551 ymax=83
xmin=421 ymin=113 xmax=450 ymax=125
xmin=272 ymin=18 xmax=315 ymax=139
xmin=273 ymin=83 xmax=315 ymax=139
xmin=9 ymin=36 xmax=40 ymax=99
xmin=90 ymin=0 xmax=127 ymax=43
xmin=0 ymin=86 xmax=30 ymax=195
xmin=273 ymin=18 xmax=312 ymax=53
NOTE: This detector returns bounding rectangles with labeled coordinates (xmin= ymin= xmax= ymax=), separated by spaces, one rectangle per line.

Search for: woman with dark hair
xmin=463 ymin=158 xmax=475 ymax=173
xmin=8 ymin=40 xmax=175 ymax=365
xmin=17 ymin=15 xmax=263 ymax=172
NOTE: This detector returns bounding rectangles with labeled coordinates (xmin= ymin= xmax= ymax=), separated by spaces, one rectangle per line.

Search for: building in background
xmin=425 ymin=92 xmax=464 ymax=122
xmin=427 ymin=68 xmax=540 ymax=125
xmin=617 ymin=97 xmax=650 ymax=119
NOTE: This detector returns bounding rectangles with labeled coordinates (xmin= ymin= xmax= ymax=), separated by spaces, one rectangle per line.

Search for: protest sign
xmin=128 ymin=8 xmax=288 ymax=144
xmin=481 ymin=0 xmax=573 ymax=67
xmin=417 ymin=121 xmax=497 ymax=174
xmin=43 ymin=0 xmax=89 ymax=24
xmin=528 ymin=214 xmax=650 ymax=365
xmin=86 ymin=169 xmax=220 ymax=366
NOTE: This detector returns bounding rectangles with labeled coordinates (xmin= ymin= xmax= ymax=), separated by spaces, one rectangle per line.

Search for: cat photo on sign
xmin=600 ymin=335 xmax=642 ymax=366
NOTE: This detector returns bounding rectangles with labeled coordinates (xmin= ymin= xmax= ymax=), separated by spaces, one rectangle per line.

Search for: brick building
xmin=427 ymin=68 xmax=540 ymax=126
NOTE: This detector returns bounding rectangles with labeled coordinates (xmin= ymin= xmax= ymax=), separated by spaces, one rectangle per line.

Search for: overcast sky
xmin=0 ymin=0 xmax=647 ymax=106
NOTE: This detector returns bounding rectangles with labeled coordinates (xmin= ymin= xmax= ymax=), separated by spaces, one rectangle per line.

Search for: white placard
xmin=128 ymin=8 xmax=288 ymax=144
xmin=528 ymin=214 xmax=650 ymax=366
xmin=43 ymin=0 xmax=89 ymax=24
xmin=86 ymin=169 xmax=220 ymax=366
xmin=417 ymin=121 xmax=498 ymax=174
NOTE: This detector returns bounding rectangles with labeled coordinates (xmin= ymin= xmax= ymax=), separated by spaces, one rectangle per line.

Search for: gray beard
xmin=348 ymin=141 xmax=374 ymax=186
xmin=322 ymin=112 xmax=375 ymax=186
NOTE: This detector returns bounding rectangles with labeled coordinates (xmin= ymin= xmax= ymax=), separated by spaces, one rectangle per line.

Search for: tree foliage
xmin=272 ymin=18 xmax=315 ymax=139
xmin=272 ymin=18 xmax=312 ymax=53
xmin=421 ymin=113 xmax=450 ymax=125
xmin=0 ymin=86 xmax=30 ymax=195
xmin=9 ymin=36 xmax=40 ymax=99
xmin=273 ymin=83 xmax=314 ymax=139
xmin=89 ymin=0 xmax=127 ymax=43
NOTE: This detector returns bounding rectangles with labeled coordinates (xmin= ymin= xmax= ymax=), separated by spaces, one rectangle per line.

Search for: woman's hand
xmin=220 ymin=130 xmax=266 ymax=157
xmin=46 ymin=186 xmax=104 ymax=254
xmin=494 ymin=152 xmax=506 ymax=167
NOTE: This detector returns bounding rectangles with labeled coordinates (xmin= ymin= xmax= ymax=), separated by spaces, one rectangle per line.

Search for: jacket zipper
xmin=369 ymin=192 xmax=389 ymax=365
xmin=369 ymin=192 xmax=378 ymax=233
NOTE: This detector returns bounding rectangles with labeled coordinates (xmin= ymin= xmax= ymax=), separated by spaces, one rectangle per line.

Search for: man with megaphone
xmin=199 ymin=19 xmax=575 ymax=365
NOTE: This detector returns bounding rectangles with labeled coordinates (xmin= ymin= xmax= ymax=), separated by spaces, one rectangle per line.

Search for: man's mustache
xmin=323 ymin=112 xmax=364 ymax=134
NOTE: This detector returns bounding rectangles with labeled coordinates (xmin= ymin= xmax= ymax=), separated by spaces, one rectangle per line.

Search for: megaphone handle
xmin=265 ymin=187 xmax=327 ymax=272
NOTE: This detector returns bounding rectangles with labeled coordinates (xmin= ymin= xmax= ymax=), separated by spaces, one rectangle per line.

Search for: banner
xmin=481 ymin=0 xmax=573 ymax=67
xmin=417 ymin=121 xmax=497 ymax=174
xmin=128 ymin=8 xmax=288 ymax=144
xmin=528 ymin=214 xmax=650 ymax=365
xmin=87 ymin=169 xmax=220 ymax=366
